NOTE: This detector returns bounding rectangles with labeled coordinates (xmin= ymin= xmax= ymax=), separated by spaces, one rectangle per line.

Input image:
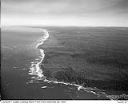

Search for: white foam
xmin=29 ymin=29 xmax=49 ymax=79
xmin=41 ymin=86 xmax=47 ymax=89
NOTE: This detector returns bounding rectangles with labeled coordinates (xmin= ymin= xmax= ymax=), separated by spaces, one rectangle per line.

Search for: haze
xmin=1 ymin=0 xmax=128 ymax=27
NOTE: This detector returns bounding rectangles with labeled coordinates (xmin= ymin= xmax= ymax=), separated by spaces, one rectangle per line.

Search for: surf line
xmin=29 ymin=29 xmax=112 ymax=100
xmin=29 ymin=29 xmax=127 ymax=100
xmin=29 ymin=29 xmax=49 ymax=80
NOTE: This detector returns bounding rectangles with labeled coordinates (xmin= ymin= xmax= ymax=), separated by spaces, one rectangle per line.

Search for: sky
xmin=1 ymin=0 xmax=128 ymax=27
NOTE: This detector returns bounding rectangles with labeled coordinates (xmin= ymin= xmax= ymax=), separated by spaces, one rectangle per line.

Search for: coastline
xmin=29 ymin=27 xmax=128 ymax=100
xmin=4 ymin=26 xmax=127 ymax=99
xmin=29 ymin=28 xmax=109 ymax=99
xmin=29 ymin=29 xmax=49 ymax=79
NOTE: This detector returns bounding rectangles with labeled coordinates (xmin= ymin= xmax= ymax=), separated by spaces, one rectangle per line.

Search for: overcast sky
xmin=1 ymin=0 xmax=128 ymax=26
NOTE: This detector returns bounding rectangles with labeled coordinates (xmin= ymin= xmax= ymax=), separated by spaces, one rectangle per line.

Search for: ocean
xmin=1 ymin=26 xmax=128 ymax=100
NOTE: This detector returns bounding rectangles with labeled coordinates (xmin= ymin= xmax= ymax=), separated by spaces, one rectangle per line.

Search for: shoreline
xmin=30 ymin=28 xmax=109 ymax=99
xmin=30 ymin=28 xmax=128 ymax=100
xmin=29 ymin=29 xmax=49 ymax=79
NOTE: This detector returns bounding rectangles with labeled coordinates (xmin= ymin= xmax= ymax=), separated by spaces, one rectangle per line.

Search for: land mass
xmin=40 ymin=27 xmax=128 ymax=96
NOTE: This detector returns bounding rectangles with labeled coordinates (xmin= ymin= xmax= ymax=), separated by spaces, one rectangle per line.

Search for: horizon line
xmin=1 ymin=24 xmax=128 ymax=28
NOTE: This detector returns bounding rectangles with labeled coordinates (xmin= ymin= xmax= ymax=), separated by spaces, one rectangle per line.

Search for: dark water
xmin=1 ymin=26 xmax=128 ymax=100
